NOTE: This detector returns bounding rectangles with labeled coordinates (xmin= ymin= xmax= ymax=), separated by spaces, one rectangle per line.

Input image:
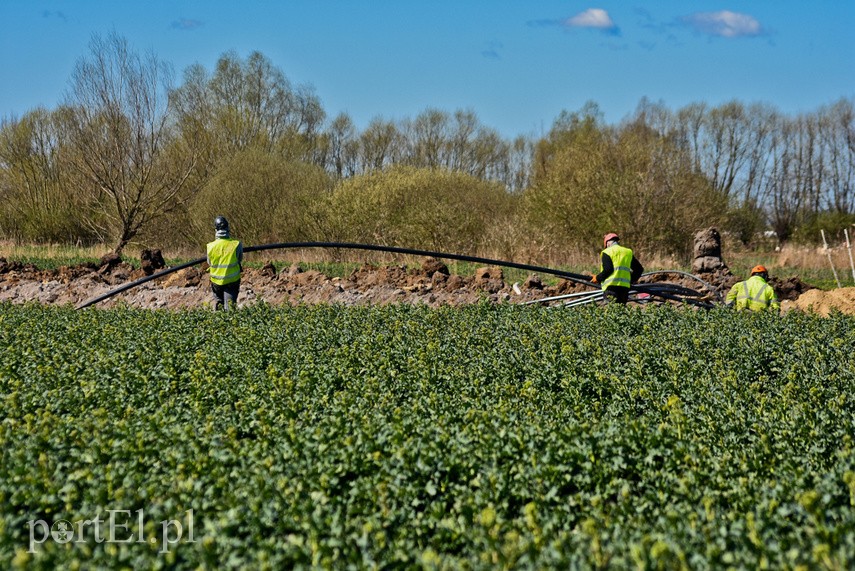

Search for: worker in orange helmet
xmin=590 ymin=233 xmax=644 ymax=304
xmin=725 ymin=265 xmax=780 ymax=313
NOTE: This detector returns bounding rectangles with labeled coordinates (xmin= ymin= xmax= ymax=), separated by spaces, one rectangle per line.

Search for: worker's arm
xmin=594 ymin=252 xmax=613 ymax=284
xmin=725 ymin=284 xmax=739 ymax=307
xmin=630 ymin=257 xmax=644 ymax=284
xmin=767 ymin=287 xmax=780 ymax=314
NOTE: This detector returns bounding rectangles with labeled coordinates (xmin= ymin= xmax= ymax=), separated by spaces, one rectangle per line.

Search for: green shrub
xmin=327 ymin=165 xmax=516 ymax=254
xmin=792 ymin=211 xmax=855 ymax=246
xmin=190 ymin=147 xmax=332 ymax=246
xmin=524 ymin=116 xmax=726 ymax=259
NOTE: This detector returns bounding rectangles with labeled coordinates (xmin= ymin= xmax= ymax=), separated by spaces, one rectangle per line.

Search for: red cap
xmin=603 ymin=233 xmax=619 ymax=247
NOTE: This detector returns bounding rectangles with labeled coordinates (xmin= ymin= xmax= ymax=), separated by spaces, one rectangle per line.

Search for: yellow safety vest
xmin=600 ymin=244 xmax=633 ymax=289
xmin=207 ymin=238 xmax=241 ymax=285
xmin=726 ymin=275 xmax=780 ymax=312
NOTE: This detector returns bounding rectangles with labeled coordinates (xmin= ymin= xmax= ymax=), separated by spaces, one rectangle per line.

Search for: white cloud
xmin=565 ymin=8 xmax=615 ymax=30
xmin=682 ymin=11 xmax=763 ymax=38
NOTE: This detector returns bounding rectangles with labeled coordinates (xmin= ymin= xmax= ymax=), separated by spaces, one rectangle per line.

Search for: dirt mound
xmin=639 ymin=270 xmax=731 ymax=300
xmin=641 ymin=269 xmax=817 ymax=304
xmin=770 ymin=275 xmax=815 ymax=301
xmin=692 ymin=228 xmax=728 ymax=274
xmin=786 ymin=287 xmax=855 ymax=316
xmin=0 ymin=255 xmax=852 ymax=315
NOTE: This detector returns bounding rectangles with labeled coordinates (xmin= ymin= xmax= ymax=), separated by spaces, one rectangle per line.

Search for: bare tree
xmin=763 ymin=115 xmax=806 ymax=242
xmin=61 ymin=32 xmax=201 ymax=252
xmin=397 ymin=108 xmax=513 ymax=184
xmin=403 ymin=108 xmax=450 ymax=169
xmin=0 ymin=109 xmax=91 ymax=242
xmin=504 ymin=135 xmax=534 ymax=194
xmin=739 ymin=103 xmax=777 ymax=207
xmin=171 ymin=50 xmax=325 ymax=165
xmin=323 ymin=113 xmax=359 ymax=179
xmin=795 ymin=112 xmax=824 ymax=215
xmin=359 ymin=117 xmax=402 ymax=172
xmin=817 ymin=98 xmax=855 ymax=214
xmin=673 ymin=102 xmax=707 ymax=174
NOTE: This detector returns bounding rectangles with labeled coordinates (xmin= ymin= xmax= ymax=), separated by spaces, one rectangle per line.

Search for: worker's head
xmin=750 ymin=264 xmax=768 ymax=279
xmin=603 ymin=233 xmax=619 ymax=248
xmin=214 ymin=216 xmax=230 ymax=237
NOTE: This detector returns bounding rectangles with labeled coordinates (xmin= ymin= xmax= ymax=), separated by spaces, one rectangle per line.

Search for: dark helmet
xmin=214 ymin=216 xmax=229 ymax=232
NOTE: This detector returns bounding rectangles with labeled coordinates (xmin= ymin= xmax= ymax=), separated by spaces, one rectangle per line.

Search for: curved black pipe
xmin=75 ymin=240 xmax=720 ymax=310
xmin=635 ymin=283 xmax=704 ymax=298
xmin=75 ymin=241 xmax=595 ymax=310
xmin=76 ymin=256 xmax=206 ymax=309
xmin=244 ymin=242 xmax=593 ymax=281
xmin=640 ymin=270 xmax=723 ymax=303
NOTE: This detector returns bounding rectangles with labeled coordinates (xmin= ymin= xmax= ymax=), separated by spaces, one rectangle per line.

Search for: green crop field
xmin=1 ymin=302 xmax=854 ymax=569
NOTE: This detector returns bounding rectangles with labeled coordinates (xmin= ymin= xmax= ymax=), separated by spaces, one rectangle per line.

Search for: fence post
xmin=821 ymin=229 xmax=842 ymax=289
xmin=845 ymin=228 xmax=855 ymax=285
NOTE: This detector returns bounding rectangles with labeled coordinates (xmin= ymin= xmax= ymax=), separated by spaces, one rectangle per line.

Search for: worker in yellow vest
xmin=206 ymin=216 xmax=243 ymax=311
xmin=725 ymin=265 xmax=780 ymax=313
xmin=590 ymin=233 xmax=644 ymax=304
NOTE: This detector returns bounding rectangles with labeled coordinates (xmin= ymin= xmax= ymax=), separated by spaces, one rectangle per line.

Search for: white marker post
xmin=845 ymin=228 xmax=855 ymax=285
xmin=821 ymin=230 xmax=841 ymax=289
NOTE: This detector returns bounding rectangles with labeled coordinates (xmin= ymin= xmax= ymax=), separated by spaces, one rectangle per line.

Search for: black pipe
xmin=75 ymin=257 xmax=206 ymax=310
xmin=75 ymin=241 xmax=595 ymax=310
xmin=244 ymin=242 xmax=593 ymax=281
xmin=75 ymin=241 xmax=718 ymax=310
xmin=635 ymin=283 xmax=705 ymax=298
xmin=640 ymin=270 xmax=723 ymax=303
xmin=636 ymin=289 xmax=717 ymax=309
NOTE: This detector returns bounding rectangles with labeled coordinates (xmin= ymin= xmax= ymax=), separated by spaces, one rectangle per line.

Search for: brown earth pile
xmin=785 ymin=288 xmax=855 ymax=316
xmin=0 ymin=254 xmax=852 ymax=315
xmin=0 ymin=255 xmax=547 ymax=309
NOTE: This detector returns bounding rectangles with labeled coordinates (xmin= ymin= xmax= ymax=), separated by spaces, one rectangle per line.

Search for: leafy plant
xmin=1 ymin=303 xmax=853 ymax=568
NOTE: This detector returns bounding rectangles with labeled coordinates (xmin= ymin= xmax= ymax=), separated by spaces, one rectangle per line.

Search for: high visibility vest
xmin=600 ymin=244 xmax=633 ymax=289
xmin=728 ymin=275 xmax=779 ymax=312
xmin=207 ymin=238 xmax=241 ymax=285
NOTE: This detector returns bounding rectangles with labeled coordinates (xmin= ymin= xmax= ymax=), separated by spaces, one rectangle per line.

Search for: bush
xmin=523 ymin=118 xmax=726 ymax=260
xmin=0 ymin=110 xmax=98 ymax=245
xmin=792 ymin=211 xmax=855 ymax=246
xmin=326 ymin=165 xmax=516 ymax=253
xmin=189 ymin=147 xmax=332 ymax=246
xmin=724 ymin=200 xmax=767 ymax=246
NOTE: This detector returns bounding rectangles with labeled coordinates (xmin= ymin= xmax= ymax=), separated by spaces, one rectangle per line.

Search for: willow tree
xmin=61 ymin=32 xmax=202 ymax=252
xmin=190 ymin=146 xmax=331 ymax=246
xmin=170 ymin=50 xmax=326 ymax=169
xmin=524 ymin=105 xmax=725 ymax=259
xmin=327 ymin=165 xmax=516 ymax=254
xmin=0 ymin=109 xmax=94 ymax=243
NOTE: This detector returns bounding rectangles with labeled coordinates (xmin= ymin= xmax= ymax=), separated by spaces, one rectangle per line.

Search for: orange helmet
xmin=603 ymin=233 xmax=619 ymax=248
xmin=750 ymin=265 xmax=768 ymax=275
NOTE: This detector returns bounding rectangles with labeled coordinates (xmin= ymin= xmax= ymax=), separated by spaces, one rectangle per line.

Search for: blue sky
xmin=2 ymin=1 xmax=853 ymax=139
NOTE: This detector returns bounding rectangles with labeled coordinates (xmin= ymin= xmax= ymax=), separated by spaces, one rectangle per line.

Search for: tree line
xmin=1 ymin=32 xmax=853 ymax=261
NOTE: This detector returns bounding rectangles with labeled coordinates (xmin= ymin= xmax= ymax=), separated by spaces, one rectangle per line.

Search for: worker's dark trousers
xmin=603 ymin=286 xmax=629 ymax=305
xmin=211 ymin=280 xmax=240 ymax=311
